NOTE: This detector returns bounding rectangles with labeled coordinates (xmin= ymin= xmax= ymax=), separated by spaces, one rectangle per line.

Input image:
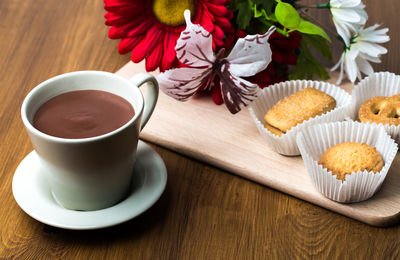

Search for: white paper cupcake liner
xmin=249 ymin=80 xmax=353 ymax=156
xmin=296 ymin=121 xmax=398 ymax=203
xmin=351 ymin=72 xmax=400 ymax=143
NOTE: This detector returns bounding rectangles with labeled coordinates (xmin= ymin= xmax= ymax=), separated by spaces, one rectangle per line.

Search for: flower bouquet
xmin=105 ymin=1 xmax=400 ymax=217
xmin=104 ymin=0 xmax=389 ymax=114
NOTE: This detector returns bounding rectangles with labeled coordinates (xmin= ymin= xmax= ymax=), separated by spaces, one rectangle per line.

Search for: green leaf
xmin=297 ymin=20 xmax=331 ymax=42
xmin=275 ymin=0 xmax=301 ymax=29
xmin=229 ymin=0 xmax=254 ymax=30
xmin=253 ymin=0 xmax=274 ymax=16
xmin=254 ymin=5 xmax=278 ymax=22
xmin=235 ymin=1 xmax=253 ymax=29
xmin=248 ymin=1 xmax=286 ymax=35
xmin=289 ymin=40 xmax=330 ymax=80
xmin=269 ymin=13 xmax=278 ymax=23
xmin=302 ymin=34 xmax=332 ymax=60
xmin=254 ymin=5 xmax=266 ymax=18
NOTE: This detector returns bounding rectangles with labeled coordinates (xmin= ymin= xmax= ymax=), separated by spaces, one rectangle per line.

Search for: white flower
xmin=332 ymin=24 xmax=389 ymax=84
xmin=329 ymin=0 xmax=368 ymax=46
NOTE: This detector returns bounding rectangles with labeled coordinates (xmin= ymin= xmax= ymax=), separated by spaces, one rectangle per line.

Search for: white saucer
xmin=12 ymin=141 xmax=167 ymax=230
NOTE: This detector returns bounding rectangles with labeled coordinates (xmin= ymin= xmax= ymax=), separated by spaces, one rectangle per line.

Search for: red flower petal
xmin=211 ymin=78 xmax=223 ymax=105
xmin=109 ymin=25 xmax=124 ymax=39
xmin=214 ymin=16 xmax=234 ymax=33
xmin=245 ymin=63 xmax=275 ymax=89
xmin=271 ymin=45 xmax=298 ymax=65
xmin=272 ymin=51 xmax=283 ymax=63
xmin=105 ymin=13 xmax=135 ymax=27
xmin=104 ymin=1 xmax=131 ymax=12
xmin=213 ymin=26 xmax=225 ymax=41
xmin=144 ymin=28 xmax=165 ymax=55
xmin=146 ymin=44 xmax=163 ymax=71
xmin=198 ymin=7 xmax=214 ymax=33
xmin=206 ymin=3 xmax=230 ymax=17
xmin=106 ymin=6 xmax=142 ymax=18
xmin=210 ymin=0 xmax=230 ymax=4
xmin=269 ymin=31 xmax=301 ymax=49
xmin=228 ymin=10 xmax=234 ymax=19
xmin=131 ymin=26 xmax=164 ymax=64
xmin=160 ymin=32 xmax=178 ymax=71
xmin=223 ymin=34 xmax=236 ymax=50
xmin=108 ymin=23 xmax=135 ymax=39
xmin=236 ymin=30 xmax=247 ymax=38
xmin=126 ymin=17 xmax=153 ymax=37
xmin=108 ymin=14 xmax=148 ymax=38
xmin=213 ymin=36 xmax=224 ymax=47
xmin=282 ymin=51 xmax=298 ymax=65
xmin=160 ymin=57 xmax=170 ymax=72
xmin=118 ymin=36 xmax=143 ymax=54
xmin=104 ymin=0 xmax=146 ymax=12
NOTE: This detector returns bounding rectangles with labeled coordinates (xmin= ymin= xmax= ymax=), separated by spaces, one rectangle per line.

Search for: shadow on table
xmin=41 ymin=186 xmax=171 ymax=243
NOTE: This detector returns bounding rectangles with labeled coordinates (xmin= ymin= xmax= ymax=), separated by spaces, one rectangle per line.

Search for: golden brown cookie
xmin=318 ymin=142 xmax=384 ymax=181
xmin=359 ymin=95 xmax=400 ymax=126
xmin=264 ymin=88 xmax=336 ymax=134
xmin=263 ymin=122 xmax=283 ymax=137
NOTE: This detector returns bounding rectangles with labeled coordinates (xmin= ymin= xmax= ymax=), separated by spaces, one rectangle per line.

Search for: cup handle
xmin=130 ymin=72 xmax=159 ymax=130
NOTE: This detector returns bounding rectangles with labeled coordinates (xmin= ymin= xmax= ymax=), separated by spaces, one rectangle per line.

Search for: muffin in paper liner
xmin=351 ymin=72 xmax=400 ymax=143
xmin=248 ymin=80 xmax=352 ymax=156
xmin=296 ymin=121 xmax=398 ymax=203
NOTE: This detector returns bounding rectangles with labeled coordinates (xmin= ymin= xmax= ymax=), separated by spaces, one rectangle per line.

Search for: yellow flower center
xmin=152 ymin=0 xmax=195 ymax=26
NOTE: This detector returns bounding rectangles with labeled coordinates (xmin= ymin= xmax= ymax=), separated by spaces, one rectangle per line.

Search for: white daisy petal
xmin=333 ymin=19 xmax=351 ymax=46
xmin=371 ymin=43 xmax=387 ymax=55
xmin=331 ymin=24 xmax=389 ymax=85
xmin=362 ymin=24 xmax=381 ymax=32
xmin=355 ymin=42 xmax=387 ymax=57
xmin=329 ymin=0 xmax=367 ymax=40
xmin=344 ymin=49 xmax=359 ymax=83
xmin=336 ymin=60 xmax=344 ymax=85
xmin=359 ymin=52 xmax=381 ymax=63
xmin=330 ymin=0 xmax=361 ymax=8
xmin=354 ymin=7 xmax=368 ymax=24
xmin=331 ymin=53 xmax=345 ymax=84
xmin=372 ymin=28 xmax=389 ymax=35
xmin=360 ymin=34 xmax=389 ymax=43
xmin=331 ymin=53 xmax=344 ymax=71
xmin=331 ymin=8 xmax=362 ymax=23
xmin=356 ymin=56 xmax=374 ymax=76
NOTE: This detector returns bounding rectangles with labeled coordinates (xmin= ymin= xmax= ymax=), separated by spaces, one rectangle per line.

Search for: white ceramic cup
xmin=21 ymin=71 xmax=159 ymax=211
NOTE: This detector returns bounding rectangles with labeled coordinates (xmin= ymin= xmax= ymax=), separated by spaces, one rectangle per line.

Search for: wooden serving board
xmin=117 ymin=62 xmax=400 ymax=227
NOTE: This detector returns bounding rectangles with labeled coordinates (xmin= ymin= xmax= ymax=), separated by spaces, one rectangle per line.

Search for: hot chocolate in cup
xmin=21 ymin=71 xmax=159 ymax=211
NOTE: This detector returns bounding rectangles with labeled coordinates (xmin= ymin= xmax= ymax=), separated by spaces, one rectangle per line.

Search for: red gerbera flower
xmin=104 ymin=0 xmax=234 ymax=72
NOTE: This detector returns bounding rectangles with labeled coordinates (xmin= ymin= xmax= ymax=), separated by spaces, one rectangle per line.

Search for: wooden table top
xmin=1 ymin=0 xmax=400 ymax=258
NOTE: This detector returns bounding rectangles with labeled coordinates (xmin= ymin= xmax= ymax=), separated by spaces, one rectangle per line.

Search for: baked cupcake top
xmin=318 ymin=142 xmax=384 ymax=181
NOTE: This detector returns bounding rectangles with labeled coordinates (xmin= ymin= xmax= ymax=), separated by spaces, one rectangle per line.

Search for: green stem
xmin=317 ymin=3 xmax=330 ymax=8
xmin=258 ymin=18 xmax=288 ymax=36
xmin=274 ymin=27 xmax=289 ymax=37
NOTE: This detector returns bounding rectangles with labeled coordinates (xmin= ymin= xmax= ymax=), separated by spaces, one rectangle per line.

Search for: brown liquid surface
xmin=33 ymin=90 xmax=135 ymax=139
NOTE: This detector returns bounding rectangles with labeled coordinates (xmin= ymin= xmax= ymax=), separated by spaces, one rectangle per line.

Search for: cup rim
xmin=21 ymin=70 xmax=145 ymax=143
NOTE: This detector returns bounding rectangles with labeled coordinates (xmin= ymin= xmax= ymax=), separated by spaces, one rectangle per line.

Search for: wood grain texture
xmin=2 ymin=0 xmax=400 ymax=259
